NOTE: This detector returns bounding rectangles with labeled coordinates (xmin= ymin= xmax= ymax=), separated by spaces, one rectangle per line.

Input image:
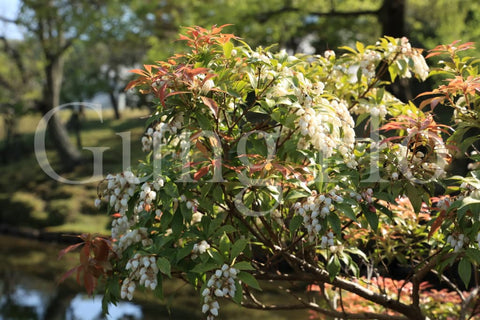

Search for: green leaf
xmin=327 ymin=213 xmax=341 ymax=235
xmin=284 ymin=189 xmax=310 ymax=201
xmin=336 ymin=202 xmax=357 ymax=221
xmin=237 ymin=271 xmax=262 ymax=291
xmin=458 ymin=258 xmax=472 ymax=288
xmin=327 ymin=256 xmax=341 ymax=281
xmin=355 ymin=41 xmax=365 ymax=53
xmin=171 ymin=210 xmax=184 ymax=235
xmin=209 ymin=249 xmax=225 ymax=264
xmin=231 ymin=239 xmax=248 ymax=259
xmin=164 ymin=181 xmax=179 ymax=198
xmin=458 ymin=196 xmax=480 ymax=220
xmin=223 ymin=41 xmax=234 ymax=58
xmin=465 ymin=248 xmax=480 ymax=264
xmin=157 ymin=257 xmax=171 ymax=278
xmin=153 ymin=275 xmax=163 ymax=299
xmin=363 ymin=205 xmax=378 ymax=231
xmin=196 ymin=112 xmax=213 ymax=130
xmin=405 ymin=183 xmax=422 ymax=213
xmin=289 ymin=215 xmax=303 ymax=234
xmin=214 ymin=225 xmax=236 ymax=236
xmin=233 ymin=261 xmax=255 ymax=271
xmin=219 ymin=233 xmax=231 ymax=256
xmin=175 ymin=244 xmax=194 ymax=263
xmin=338 ymin=45 xmax=357 ymax=54
xmin=233 ymin=280 xmax=243 ymax=304
xmin=191 ymin=262 xmax=219 ymax=274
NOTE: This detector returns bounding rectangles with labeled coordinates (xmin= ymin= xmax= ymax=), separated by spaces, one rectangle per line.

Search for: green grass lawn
xmin=0 ymin=108 xmax=150 ymax=234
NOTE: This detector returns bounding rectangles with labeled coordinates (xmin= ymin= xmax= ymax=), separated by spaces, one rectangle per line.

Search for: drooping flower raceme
xmin=202 ymin=264 xmax=238 ymax=320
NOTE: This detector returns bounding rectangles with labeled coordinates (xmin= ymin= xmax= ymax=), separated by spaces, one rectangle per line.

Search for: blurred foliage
xmin=1 ymin=0 xmax=479 ymax=114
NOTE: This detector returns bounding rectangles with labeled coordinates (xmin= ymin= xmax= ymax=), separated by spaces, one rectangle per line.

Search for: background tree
xmin=61 ymin=19 xmax=148 ymax=119
xmin=0 ymin=0 xmax=149 ymax=169
xmin=0 ymin=36 xmax=42 ymax=162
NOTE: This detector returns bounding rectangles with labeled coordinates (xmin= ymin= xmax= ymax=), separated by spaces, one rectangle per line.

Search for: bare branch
xmin=243 ymin=280 xmax=408 ymax=320
xmin=258 ymin=248 xmax=425 ymax=319
xmin=411 ymin=251 xmax=455 ymax=306
xmin=0 ymin=15 xmax=18 ymax=25
xmin=460 ymin=287 xmax=479 ymax=320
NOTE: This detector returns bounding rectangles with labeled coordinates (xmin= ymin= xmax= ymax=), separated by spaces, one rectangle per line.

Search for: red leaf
xmin=83 ymin=272 xmax=97 ymax=295
xmin=129 ymin=68 xmax=148 ymax=76
xmin=58 ymin=266 xmax=80 ymax=284
xmin=58 ymin=242 xmax=84 ymax=260
xmin=92 ymin=238 xmax=111 ymax=263
xmin=425 ymin=51 xmax=443 ymax=59
xmin=428 ymin=210 xmax=447 ymax=239
xmin=80 ymin=245 xmax=90 ymax=266
xmin=200 ymin=96 xmax=219 ymax=118
xmin=196 ymin=140 xmax=209 ymax=157
xmin=194 ymin=165 xmax=211 ymax=181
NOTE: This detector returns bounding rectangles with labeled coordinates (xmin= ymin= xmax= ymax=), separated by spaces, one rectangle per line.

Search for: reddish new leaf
xmin=83 ymin=271 xmax=97 ymax=295
xmin=58 ymin=242 xmax=84 ymax=260
xmin=428 ymin=209 xmax=447 ymax=239
xmin=201 ymin=96 xmax=219 ymax=118
xmin=196 ymin=140 xmax=210 ymax=157
xmin=58 ymin=266 xmax=80 ymax=284
xmin=194 ymin=165 xmax=211 ymax=181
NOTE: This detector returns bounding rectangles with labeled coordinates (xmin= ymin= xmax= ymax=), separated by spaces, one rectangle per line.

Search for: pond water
xmin=0 ymin=235 xmax=310 ymax=320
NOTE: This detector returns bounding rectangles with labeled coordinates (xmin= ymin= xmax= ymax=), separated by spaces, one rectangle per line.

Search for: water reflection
xmin=0 ymin=272 xmax=143 ymax=320
xmin=0 ymin=235 xmax=308 ymax=320
xmin=0 ymin=273 xmax=55 ymax=320
xmin=66 ymin=295 xmax=142 ymax=320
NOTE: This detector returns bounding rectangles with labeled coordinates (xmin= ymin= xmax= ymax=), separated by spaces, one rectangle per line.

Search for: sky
xmin=0 ymin=0 xmax=22 ymax=39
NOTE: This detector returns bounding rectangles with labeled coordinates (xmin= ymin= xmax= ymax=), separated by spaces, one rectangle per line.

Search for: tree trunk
xmin=109 ymin=89 xmax=121 ymax=119
xmin=42 ymin=55 xmax=83 ymax=170
xmin=379 ymin=0 xmax=406 ymax=38
xmin=379 ymin=0 xmax=413 ymax=102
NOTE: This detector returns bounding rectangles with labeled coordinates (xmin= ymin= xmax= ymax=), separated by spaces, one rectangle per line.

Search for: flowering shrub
xmin=61 ymin=26 xmax=480 ymax=320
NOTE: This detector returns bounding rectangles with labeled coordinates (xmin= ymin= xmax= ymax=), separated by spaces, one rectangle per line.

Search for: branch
xmin=0 ymin=15 xmax=18 ymax=25
xmin=459 ymin=287 xmax=479 ymax=320
xmin=411 ymin=251 xmax=455 ymax=306
xmin=0 ymin=36 xmax=28 ymax=84
xmin=262 ymin=249 xmax=424 ymax=320
xmin=243 ymin=279 xmax=408 ymax=320
xmin=256 ymin=6 xmax=380 ymax=23
xmin=242 ymin=288 xmax=307 ymax=310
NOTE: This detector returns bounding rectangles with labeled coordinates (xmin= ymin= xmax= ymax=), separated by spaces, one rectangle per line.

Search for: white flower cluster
xmin=121 ymin=254 xmax=159 ymax=300
xmin=320 ymin=231 xmax=335 ymax=249
xmin=192 ymin=240 xmax=210 ymax=259
xmin=141 ymin=114 xmax=184 ymax=152
xmin=350 ymin=102 xmax=387 ymax=119
xmin=294 ymin=190 xmax=343 ymax=242
xmin=359 ymin=50 xmax=382 ymax=80
xmin=95 ymin=171 xmax=140 ymax=242
xmin=134 ymin=177 xmax=164 ymax=213
xmin=179 ymin=195 xmax=203 ymax=224
xmin=116 ymin=227 xmax=153 ymax=256
xmin=447 ymin=234 xmax=466 ymax=252
xmin=201 ymin=264 xmax=238 ymax=320
xmin=296 ymin=99 xmax=355 ymax=164
xmin=385 ymin=37 xmax=429 ymax=81
xmin=96 ymin=171 xmax=140 ymax=214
